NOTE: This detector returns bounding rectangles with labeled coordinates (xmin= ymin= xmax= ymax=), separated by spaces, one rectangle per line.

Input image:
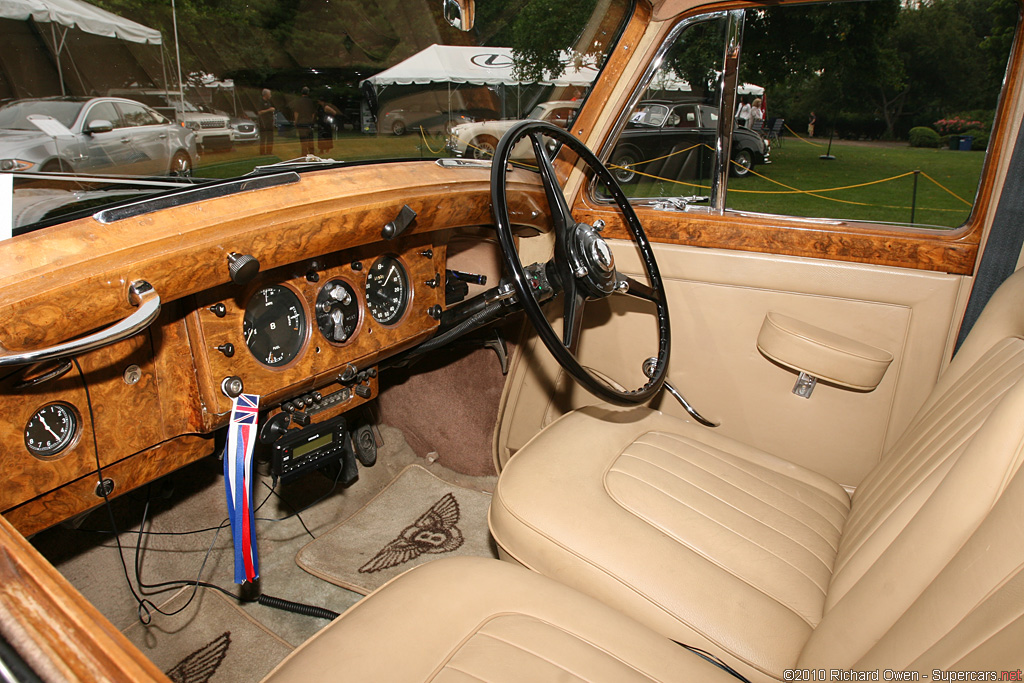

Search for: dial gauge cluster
xmin=365 ymin=255 xmax=410 ymax=325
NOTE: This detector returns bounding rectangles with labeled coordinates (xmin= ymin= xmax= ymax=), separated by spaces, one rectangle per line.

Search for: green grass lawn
xmin=627 ymin=137 xmax=985 ymax=229
xmin=729 ymin=138 xmax=984 ymax=229
xmin=192 ymin=130 xmax=448 ymax=180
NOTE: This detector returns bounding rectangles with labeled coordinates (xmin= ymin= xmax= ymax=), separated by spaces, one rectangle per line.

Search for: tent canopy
xmin=364 ymin=45 xmax=599 ymax=89
xmin=0 ymin=0 xmax=162 ymax=45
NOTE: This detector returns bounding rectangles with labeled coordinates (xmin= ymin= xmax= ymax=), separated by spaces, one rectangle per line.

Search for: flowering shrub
xmin=934 ymin=117 xmax=984 ymax=135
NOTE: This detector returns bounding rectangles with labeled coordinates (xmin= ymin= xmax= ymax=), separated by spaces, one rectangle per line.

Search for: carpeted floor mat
xmin=123 ymin=588 xmax=294 ymax=683
xmin=296 ymin=464 xmax=497 ymax=594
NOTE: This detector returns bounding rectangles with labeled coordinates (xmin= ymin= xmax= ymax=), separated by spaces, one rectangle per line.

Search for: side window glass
xmin=603 ymin=15 xmax=728 ymax=198
xmin=729 ymin=1 xmax=1017 ymax=229
xmin=118 ymin=103 xmax=160 ymax=127
xmin=84 ymin=102 xmax=121 ymax=130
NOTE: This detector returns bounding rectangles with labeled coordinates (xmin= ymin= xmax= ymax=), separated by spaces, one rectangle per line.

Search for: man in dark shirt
xmin=258 ymin=89 xmax=276 ymax=155
xmin=294 ymin=87 xmax=317 ymax=156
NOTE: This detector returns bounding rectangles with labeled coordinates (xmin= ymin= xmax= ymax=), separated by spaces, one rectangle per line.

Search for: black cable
xmin=71 ymin=358 xmax=340 ymax=623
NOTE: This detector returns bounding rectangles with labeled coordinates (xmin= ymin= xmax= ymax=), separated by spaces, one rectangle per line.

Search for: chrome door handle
xmin=120 ymin=137 xmax=131 ymax=143
xmin=642 ymin=357 xmax=719 ymax=427
xmin=0 ymin=281 xmax=161 ymax=367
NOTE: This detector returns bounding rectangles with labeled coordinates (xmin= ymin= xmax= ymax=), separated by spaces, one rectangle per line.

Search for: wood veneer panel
xmin=0 ymin=163 xmax=546 ymax=353
xmin=0 ymin=335 xmax=162 ymax=511
xmin=576 ymin=205 xmax=980 ymax=273
xmin=0 ymin=515 xmax=167 ymax=682
xmin=3 ymin=435 xmax=214 ymax=537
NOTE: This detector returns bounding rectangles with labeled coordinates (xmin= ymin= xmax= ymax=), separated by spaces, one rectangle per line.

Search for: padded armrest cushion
xmin=757 ymin=312 xmax=893 ymax=391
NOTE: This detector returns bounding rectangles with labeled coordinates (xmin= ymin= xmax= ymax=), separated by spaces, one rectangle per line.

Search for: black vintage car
xmin=610 ymin=100 xmax=769 ymax=183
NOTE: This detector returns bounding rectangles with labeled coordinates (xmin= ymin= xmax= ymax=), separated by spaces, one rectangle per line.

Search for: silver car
xmin=0 ymin=96 xmax=198 ymax=176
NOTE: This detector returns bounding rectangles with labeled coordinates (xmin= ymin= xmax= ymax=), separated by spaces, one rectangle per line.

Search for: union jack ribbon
xmin=224 ymin=393 xmax=260 ymax=584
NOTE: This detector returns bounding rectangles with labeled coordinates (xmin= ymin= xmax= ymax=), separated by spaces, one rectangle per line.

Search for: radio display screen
xmin=293 ymin=432 xmax=333 ymax=459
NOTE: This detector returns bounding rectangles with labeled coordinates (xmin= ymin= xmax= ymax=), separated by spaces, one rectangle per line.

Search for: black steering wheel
xmin=490 ymin=119 xmax=671 ymax=405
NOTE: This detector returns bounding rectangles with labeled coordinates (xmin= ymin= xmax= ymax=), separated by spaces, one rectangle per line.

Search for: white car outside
xmin=447 ymin=100 xmax=580 ymax=159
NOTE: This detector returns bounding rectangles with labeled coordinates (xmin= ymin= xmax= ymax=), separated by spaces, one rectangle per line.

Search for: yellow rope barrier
xmin=419 ymin=126 xmax=444 ymax=155
xmin=920 ymin=172 xmax=972 ymax=207
xmin=784 ymin=124 xmax=825 ymax=147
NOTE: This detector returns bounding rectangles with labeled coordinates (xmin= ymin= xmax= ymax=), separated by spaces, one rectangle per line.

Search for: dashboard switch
xmin=355 ymin=383 xmax=372 ymax=399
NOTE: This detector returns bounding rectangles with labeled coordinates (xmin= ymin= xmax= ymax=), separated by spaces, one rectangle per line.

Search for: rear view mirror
xmin=84 ymin=120 xmax=114 ymax=135
xmin=443 ymin=0 xmax=474 ymax=31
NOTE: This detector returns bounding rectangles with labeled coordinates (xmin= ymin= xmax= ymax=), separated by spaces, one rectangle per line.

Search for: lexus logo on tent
xmin=471 ymin=53 xmax=513 ymax=68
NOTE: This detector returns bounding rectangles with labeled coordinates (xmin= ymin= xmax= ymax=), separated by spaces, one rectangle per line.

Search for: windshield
xmin=0 ymin=100 xmax=84 ymax=130
xmin=1 ymin=0 xmax=632 ymax=231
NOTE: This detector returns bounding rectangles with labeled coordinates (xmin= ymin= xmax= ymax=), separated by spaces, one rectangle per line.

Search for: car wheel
xmin=392 ymin=120 xmax=407 ymax=136
xmin=41 ymin=159 xmax=69 ymax=173
xmin=170 ymin=151 xmax=193 ymax=177
xmin=470 ymin=135 xmax=498 ymax=159
xmin=731 ymin=148 xmax=754 ymax=177
xmin=610 ymin=148 xmax=640 ymax=184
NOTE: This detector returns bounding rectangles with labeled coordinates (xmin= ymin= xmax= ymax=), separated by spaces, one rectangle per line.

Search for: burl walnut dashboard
xmin=0 ymin=231 xmax=444 ymax=536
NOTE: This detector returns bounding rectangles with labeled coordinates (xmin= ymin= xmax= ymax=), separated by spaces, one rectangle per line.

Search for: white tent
xmin=364 ymin=44 xmax=600 ymax=89
xmin=0 ymin=0 xmax=161 ymax=44
xmin=0 ymin=0 xmax=162 ymax=95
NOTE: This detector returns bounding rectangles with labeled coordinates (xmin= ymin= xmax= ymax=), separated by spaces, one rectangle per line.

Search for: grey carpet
xmin=32 ymin=424 xmax=495 ymax=681
xmin=296 ymin=464 xmax=498 ymax=594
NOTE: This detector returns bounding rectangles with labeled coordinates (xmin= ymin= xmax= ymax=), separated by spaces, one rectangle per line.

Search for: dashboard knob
xmin=221 ymin=376 xmax=244 ymax=398
xmin=227 ymin=252 xmax=260 ymax=285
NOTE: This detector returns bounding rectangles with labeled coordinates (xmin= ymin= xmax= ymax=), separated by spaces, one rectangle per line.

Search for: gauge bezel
xmin=24 ymin=401 xmax=80 ymax=459
xmin=365 ymin=254 xmax=412 ymax=326
xmin=242 ymin=282 xmax=310 ymax=369
xmin=315 ymin=278 xmax=364 ymax=346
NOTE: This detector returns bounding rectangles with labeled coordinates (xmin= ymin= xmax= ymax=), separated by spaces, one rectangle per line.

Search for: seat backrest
xmin=799 ymin=267 xmax=1024 ymax=669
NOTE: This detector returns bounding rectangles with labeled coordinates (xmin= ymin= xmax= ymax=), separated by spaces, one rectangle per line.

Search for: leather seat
xmin=261 ymin=556 xmax=741 ymax=683
xmin=489 ymin=267 xmax=1024 ymax=680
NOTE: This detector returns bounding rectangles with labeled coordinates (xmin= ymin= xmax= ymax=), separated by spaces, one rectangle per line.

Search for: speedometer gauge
xmin=365 ymin=256 xmax=409 ymax=325
xmin=243 ymin=285 xmax=307 ymax=367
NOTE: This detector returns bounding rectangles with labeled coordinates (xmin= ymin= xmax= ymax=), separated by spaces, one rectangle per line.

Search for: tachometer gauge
xmin=365 ymin=256 xmax=409 ymax=325
xmin=316 ymin=280 xmax=360 ymax=343
xmin=25 ymin=403 xmax=78 ymax=457
xmin=243 ymin=285 xmax=307 ymax=367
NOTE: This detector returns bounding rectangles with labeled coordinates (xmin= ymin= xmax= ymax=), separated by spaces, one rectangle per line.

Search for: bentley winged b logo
xmin=359 ymin=493 xmax=465 ymax=573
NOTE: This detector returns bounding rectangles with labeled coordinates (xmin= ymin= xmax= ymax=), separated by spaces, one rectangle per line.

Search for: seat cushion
xmin=261 ymin=557 xmax=738 ymax=683
xmin=489 ymin=405 xmax=851 ymax=679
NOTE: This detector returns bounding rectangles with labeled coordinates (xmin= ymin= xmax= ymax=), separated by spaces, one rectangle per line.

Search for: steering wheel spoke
xmin=617 ymin=275 xmax=659 ymax=303
xmin=528 ymin=132 xmax=574 ymax=236
xmin=562 ymin=284 xmax=586 ymax=353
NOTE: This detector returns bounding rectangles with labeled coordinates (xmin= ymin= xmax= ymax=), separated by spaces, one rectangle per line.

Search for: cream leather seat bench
xmin=489 ymin=266 xmax=1024 ymax=680
xmin=261 ymin=556 xmax=742 ymax=682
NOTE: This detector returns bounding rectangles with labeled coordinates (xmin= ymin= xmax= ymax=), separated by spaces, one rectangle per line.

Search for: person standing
xmin=736 ymin=96 xmax=752 ymax=127
xmin=294 ymin=86 xmax=317 ymax=156
xmin=258 ymin=89 xmax=276 ymax=155
xmin=316 ymin=97 xmax=340 ymax=155
xmin=808 ymin=111 xmax=817 ymax=137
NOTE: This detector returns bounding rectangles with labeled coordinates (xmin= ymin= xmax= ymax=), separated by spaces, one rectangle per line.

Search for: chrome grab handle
xmin=0 ymin=280 xmax=161 ymax=367
xmin=642 ymin=357 xmax=719 ymax=428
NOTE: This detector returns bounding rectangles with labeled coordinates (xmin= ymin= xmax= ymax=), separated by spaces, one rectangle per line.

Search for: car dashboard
xmin=0 ymin=160 xmax=548 ymax=536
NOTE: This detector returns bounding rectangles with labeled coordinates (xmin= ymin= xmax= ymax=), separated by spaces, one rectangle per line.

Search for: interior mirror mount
xmin=443 ymin=0 xmax=475 ymax=31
